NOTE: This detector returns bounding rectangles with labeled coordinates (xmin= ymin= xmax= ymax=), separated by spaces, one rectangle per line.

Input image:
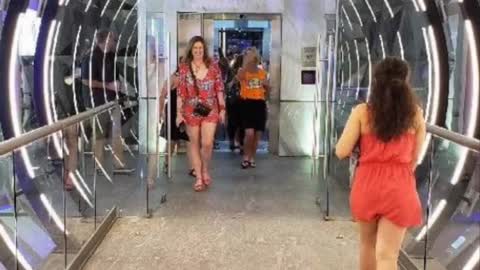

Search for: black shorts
xmin=240 ymin=99 xmax=267 ymax=131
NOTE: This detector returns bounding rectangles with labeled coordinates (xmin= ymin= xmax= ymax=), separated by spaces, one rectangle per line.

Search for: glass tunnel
xmin=0 ymin=0 xmax=478 ymax=269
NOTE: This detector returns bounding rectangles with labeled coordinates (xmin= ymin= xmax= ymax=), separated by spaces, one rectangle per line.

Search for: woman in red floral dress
xmin=176 ymin=36 xmax=226 ymax=191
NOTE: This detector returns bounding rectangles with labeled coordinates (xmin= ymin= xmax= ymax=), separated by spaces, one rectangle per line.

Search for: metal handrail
xmin=427 ymin=124 xmax=480 ymax=152
xmin=0 ymin=101 xmax=117 ymax=156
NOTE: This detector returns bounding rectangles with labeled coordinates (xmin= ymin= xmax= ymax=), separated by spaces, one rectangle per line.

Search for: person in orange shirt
xmin=236 ymin=48 xmax=270 ymax=169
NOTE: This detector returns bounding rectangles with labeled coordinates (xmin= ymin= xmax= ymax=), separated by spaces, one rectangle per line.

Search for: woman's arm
xmin=175 ymin=94 xmax=185 ymax=127
xmin=177 ymin=94 xmax=184 ymax=117
xmin=81 ymin=79 xmax=104 ymax=89
xmin=335 ymin=105 xmax=362 ymax=159
xmin=217 ymin=91 xmax=226 ymax=110
xmin=158 ymin=78 xmax=169 ymax=121
xmin=214 ymin=65 xmax=226 ymax=111
xmin=176 ymin=66 xmax=187 ymax=126
xmin=411 ymin=107 xmax=426 ymax=170
xmin=262 ymin=72 xmax=270 ymax=99
xmin=236 ymin=67 xmax=246 ymax=81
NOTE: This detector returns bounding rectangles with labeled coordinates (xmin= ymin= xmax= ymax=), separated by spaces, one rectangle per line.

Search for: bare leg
xmin=358 ymin=221 xmax=378 ymax=270
xmin=376 ymin=218 xmax=407 ymax=270
xmin=234 ymin=129 xmax=241 ymax=147
xmin=200 ymin=122 xmax=217 ymax=185
xmin=186 ymin=141 xmax=195 ymax=174
xmin=94 ymin=137 xmax=106 ymax=171
xmin=173 ymin=140 xmax=179 ymax=154
xmin=64 ymin=125 xmax=78 ymax=171
xmin=186 ymin=125 xmax=202 ymax=190
xmin=249 ymin=131 xmax=262 ymax=162
xmin=163 ymin=140 xmax=179 ymax=173
xmin=94 ymin=113 xmax=109 ymax=172
xmin=112 ymin=106 xmax=125 ymax=168
xmin=243 ymin=128 xmax=255 ymax=162
xmin=64 ymin=125 xmax=78 ymax=189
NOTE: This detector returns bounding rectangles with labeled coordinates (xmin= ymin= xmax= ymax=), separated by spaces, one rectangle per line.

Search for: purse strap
xmin=188 ymin=63 xmax=200 ymax=98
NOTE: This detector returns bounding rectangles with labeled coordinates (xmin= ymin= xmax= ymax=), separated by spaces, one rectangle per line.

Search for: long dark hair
xmin=368 ymin=57 xmax=418 ymax=142
xmin=232 ymin=54 xmax=244 ymax=74
xmin=217 ymin=48 xmax=230 ymax=80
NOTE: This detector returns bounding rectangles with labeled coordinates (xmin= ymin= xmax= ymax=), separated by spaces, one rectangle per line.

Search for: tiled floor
xmin=84 ymin=153 xmax=359 ymax=270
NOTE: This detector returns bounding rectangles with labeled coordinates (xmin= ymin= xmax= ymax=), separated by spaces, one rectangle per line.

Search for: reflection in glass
xmin=403 ymin=137 xmax=479 ymax=270
xmin=0 ymin=153 xmax=20 ymax=269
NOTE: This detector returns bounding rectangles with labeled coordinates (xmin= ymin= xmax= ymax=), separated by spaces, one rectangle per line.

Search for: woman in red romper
xmin=336 ymin=57 xmax=426 ymax=270
xmin=176 ymin=36 xmax=226 ymax=192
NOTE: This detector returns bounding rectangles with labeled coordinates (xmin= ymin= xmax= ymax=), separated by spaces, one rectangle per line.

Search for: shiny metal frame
xmin=166 ymin=32 xmax=172 ymax=178
xmin=426 ymin=124 xmax=480 ymax=152
xmin=313 ymin=31 xmax=335 ymax=218
xmin=0 ymin=102 xmax=117 ymax=156
xmin=66 ymin=207 xmax=118 ymax=270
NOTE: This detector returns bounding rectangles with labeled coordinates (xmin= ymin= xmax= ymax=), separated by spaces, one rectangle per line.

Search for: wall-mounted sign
xmin=302 ymin=47 xmax=316 ymax=67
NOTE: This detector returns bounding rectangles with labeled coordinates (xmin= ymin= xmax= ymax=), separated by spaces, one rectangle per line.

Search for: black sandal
xmin=241 ymin=160 xmax=250 ymax=169
xmin=188 ymin=169 xmax=196 ymax=177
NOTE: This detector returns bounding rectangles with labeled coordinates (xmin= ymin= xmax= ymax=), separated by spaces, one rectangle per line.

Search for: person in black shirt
xmin=82 ymin=31 xmax=122 ymax=106
xmin=81 ymin=30 xmax=133 ymax=174
xmin=226 ymin=54 xmax=245 ymax=152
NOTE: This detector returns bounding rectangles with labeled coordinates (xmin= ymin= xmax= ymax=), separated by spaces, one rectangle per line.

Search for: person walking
xmin=236 ymin=47 xmax=269 ymax=169
xmin=336 ymin=57 xmax=426 ymax=270
xmin=176 ymin=36 xmax=226 ymax=192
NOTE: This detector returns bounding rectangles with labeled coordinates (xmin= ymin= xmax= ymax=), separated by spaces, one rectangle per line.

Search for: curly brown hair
xmin=368 ymin=57 xmax=419 ymax=142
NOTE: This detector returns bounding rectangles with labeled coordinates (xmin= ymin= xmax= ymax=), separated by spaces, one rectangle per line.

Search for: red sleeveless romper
xmin=350 ymin=133 xmax=422 ymax=227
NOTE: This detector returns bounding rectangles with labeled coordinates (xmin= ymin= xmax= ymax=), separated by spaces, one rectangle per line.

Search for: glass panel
xmin=142 ymin=13 xmax=168 ymax=216
xmin=14 ymin=137 xmax=66 ymax=270
xmin=16 ymin=5 xmax=41 ymax=135
xmin=2 ymin=108 xmax=140 ymax=269
xmin=116 ymin=5 xmax=142 ymax=216
xmin=93 ymin=109 xmax=117 ymax=225
xmin=0 ymin=0 xmax=142 ymax=267
xmin=403 ymin=136 xmax=480 ymax=270
xmin=0 ymin=4 xmax=6 ymax=143
xmin=63 ymin=119 xmax=95 ymax=266
xmin=93 ymin=104 xmax=142 ymax=222
xmin=0 ymin=152 xmax=16 ymax=269
xmin=330 ymin=0 xmax=432 ymax=219
xmin=327 ymin=101 xmax=357 ymax=219
xmin=71 ymin=2 xmax=141 ymax=220
xmin=316 ymin=31 xmax=336 ymax=217
xmin=442 ymin=2 xmax=479 ymax=144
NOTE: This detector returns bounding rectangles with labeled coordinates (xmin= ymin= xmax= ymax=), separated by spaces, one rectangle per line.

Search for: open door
xmin=179 ymin=13 xmax=282 ymax=154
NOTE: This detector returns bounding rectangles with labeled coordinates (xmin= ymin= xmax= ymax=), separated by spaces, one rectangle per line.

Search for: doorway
xmin=177 ymin=13 xmax=282 ymax=154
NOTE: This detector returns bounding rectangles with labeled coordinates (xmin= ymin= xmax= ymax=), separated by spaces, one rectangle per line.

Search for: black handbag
xmin=193 ymin=101 xmax=212 ymax=117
